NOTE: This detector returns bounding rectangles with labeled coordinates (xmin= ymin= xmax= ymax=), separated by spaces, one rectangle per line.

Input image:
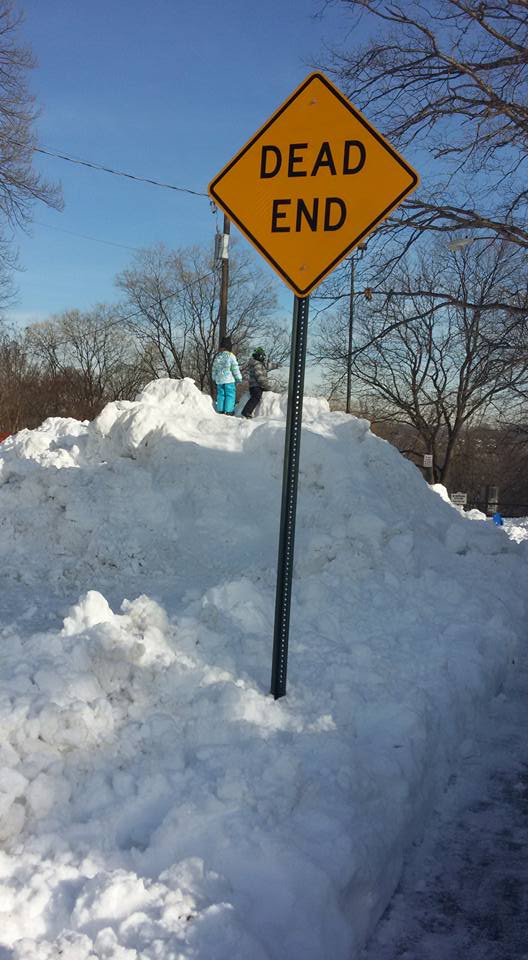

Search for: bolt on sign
xmin=209 ymin=71 xmax=419 ymax=297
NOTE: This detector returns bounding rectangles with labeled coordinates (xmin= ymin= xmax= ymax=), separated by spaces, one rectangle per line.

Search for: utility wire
xmin=32 ymin=270 xmax=218 ymax=348
xmin=6 ymin=136 xmax=209 ymax=198
xmin=33 ymin=219 xmax=141 ymax=252
xmin=35 ymin=144 xmax=208 ymax=196
xmin=117 ymin=269 xmax=217 ymax=328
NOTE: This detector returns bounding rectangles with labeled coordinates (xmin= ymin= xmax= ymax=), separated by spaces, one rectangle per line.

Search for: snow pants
xmin=216 ymin=382 xmax=237 ymax=414
xmin=241 ymin=385 xmax=262 ymax=418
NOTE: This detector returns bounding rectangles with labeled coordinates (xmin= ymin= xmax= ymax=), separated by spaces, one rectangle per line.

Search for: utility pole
xmin=218 ymin=214 xmax=230 ymax=346
xmin=346 ymin=242 xmax=367 ymax=414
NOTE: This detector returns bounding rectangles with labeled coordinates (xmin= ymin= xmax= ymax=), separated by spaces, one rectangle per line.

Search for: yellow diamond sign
xmin=209 ymin=72 xmax=419 ymax=297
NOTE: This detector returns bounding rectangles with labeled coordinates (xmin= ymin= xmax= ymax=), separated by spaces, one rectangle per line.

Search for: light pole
xmin=346 ymin=242 xmax=367 ymax=414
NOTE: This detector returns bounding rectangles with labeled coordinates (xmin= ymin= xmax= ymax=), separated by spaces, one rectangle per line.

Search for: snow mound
xmin=0 ymin=378 xmax=526 ymax=959
xmin=430 ymin=482 xmax=452 ymax=504
xmin=504 ymin=516 xmax=528 ymax=543
xmin=238 ymin=388 xmax=330 ymax=421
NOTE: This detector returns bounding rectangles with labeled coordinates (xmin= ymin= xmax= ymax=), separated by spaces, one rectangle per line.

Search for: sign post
xmin=270 ymin=295 xmax=309 ymax=699
xmin=209 ymin=72 xmax=419 ymax=698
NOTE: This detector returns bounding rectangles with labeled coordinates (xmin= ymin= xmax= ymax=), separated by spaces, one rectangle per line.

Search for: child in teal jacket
xmin=212 ymin=336 xmax=243 ymax=415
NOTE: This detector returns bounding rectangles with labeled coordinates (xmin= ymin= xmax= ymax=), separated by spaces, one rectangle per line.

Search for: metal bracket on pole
xmin=271 ymin=295 xmax=310 ymax=700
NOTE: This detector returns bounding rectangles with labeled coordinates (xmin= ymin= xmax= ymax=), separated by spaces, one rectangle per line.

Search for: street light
xmin=447 ymin=236 xmax=474 ymax=252
xmin=346 ymin=242 xmax=367 ymax=414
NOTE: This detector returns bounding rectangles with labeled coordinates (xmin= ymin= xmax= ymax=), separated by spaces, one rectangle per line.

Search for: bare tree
xmin=0 ymin=329 xmax=72 ymax=429
xmin=444 ymin=422 xmax=528 ymax=514
xmin=0 ymin=329 xmax=38 ymax=429
xmin=26 ymin=306 xmax=145 ymax=418
xmin=0 ymin=1 xmax=62 ymax=298
xmin=314 ymin=241 xmax=528 ymax=484
xmin=116 ymin=243 xmax=288 ymax=394
xmin=320 ymin=0 xmax=528 ymax=278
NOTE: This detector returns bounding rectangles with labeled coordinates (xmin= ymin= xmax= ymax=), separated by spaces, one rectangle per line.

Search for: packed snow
xmin=0 ymin=378 xmax=526 ymax=959
xmin=364 ymin=649 xmax=528 ymax=959
xmin=504 ymin=516 xmax=528 ymax=544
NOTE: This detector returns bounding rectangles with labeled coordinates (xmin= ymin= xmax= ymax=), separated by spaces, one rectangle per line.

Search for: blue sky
xmin=10 ymin=0 xmax=364 ymax=326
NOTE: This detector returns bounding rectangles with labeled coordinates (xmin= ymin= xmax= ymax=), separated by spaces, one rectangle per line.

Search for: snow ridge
xmin=0 ymin=379 xmax=525 ymax=959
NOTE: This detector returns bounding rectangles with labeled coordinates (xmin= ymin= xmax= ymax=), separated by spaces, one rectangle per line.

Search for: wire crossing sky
xmin=31 ymin=143 xmax=209 ymax=197
xmin=10 ymin=0 xmax=362 ymax=326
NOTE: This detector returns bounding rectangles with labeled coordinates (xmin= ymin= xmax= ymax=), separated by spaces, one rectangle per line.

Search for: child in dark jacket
xmin=241 ymin=347 xmax=270 ymax=419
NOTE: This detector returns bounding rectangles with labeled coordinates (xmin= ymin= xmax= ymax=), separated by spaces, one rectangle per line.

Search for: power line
xmin=30 ymin=270 xmax=218 ymax=347
xmin=34 ymin=143 xmax=209 ymax=197
xmin=33 ymin=219 xmax=141 ymax=252
xmin=6 ymin=136 xmax=209 ymax=198
xmin=117 ymin=269 xmax=217 ymax=328
xmin=36 ymin=144 xmax=209 ymax=196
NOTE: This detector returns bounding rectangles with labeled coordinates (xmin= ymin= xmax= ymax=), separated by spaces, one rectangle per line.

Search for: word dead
xmin=260 ymin=139 xmax=366 ymax=234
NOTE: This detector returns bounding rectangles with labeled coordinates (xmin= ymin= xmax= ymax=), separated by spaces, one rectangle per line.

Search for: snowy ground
xmin=0 ymin=379 xmax=526 ymax=960
xmin=363 ymin=511 xmax=528 ymax=960
xmin=364 ymin=643 xmax=528 ymax=959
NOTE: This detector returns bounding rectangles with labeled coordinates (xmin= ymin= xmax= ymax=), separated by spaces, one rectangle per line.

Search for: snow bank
xmin=237 ymin=388 xmax=330 ymax=421
xmin=504 ymin=516 xmax=528 ymax=544
xmin=0 ymin=378 xmax=526 ymax=959
xmin=432 ymin=486 xmax=528 ymax=544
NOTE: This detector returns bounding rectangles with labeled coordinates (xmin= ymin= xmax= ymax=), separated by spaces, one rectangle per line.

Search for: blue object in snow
xmin=492 ymin=512 xmax=504 ymax=526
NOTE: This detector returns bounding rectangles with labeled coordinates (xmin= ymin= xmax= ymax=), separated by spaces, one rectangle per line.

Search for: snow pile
xmin=432 ymin=486 xmax=528 ymax=540
xmin=504 ymin=516 xmax=528 ymax=543
xmin=0 ymin=379 xmax=330 ymax=588
xmin=430 ymin=482 xmax=453 ymax=505
xmin=238 ymin=388 xmax=330 ymax=421
xmin=0 ymin=378 xmax=526 ymax=959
